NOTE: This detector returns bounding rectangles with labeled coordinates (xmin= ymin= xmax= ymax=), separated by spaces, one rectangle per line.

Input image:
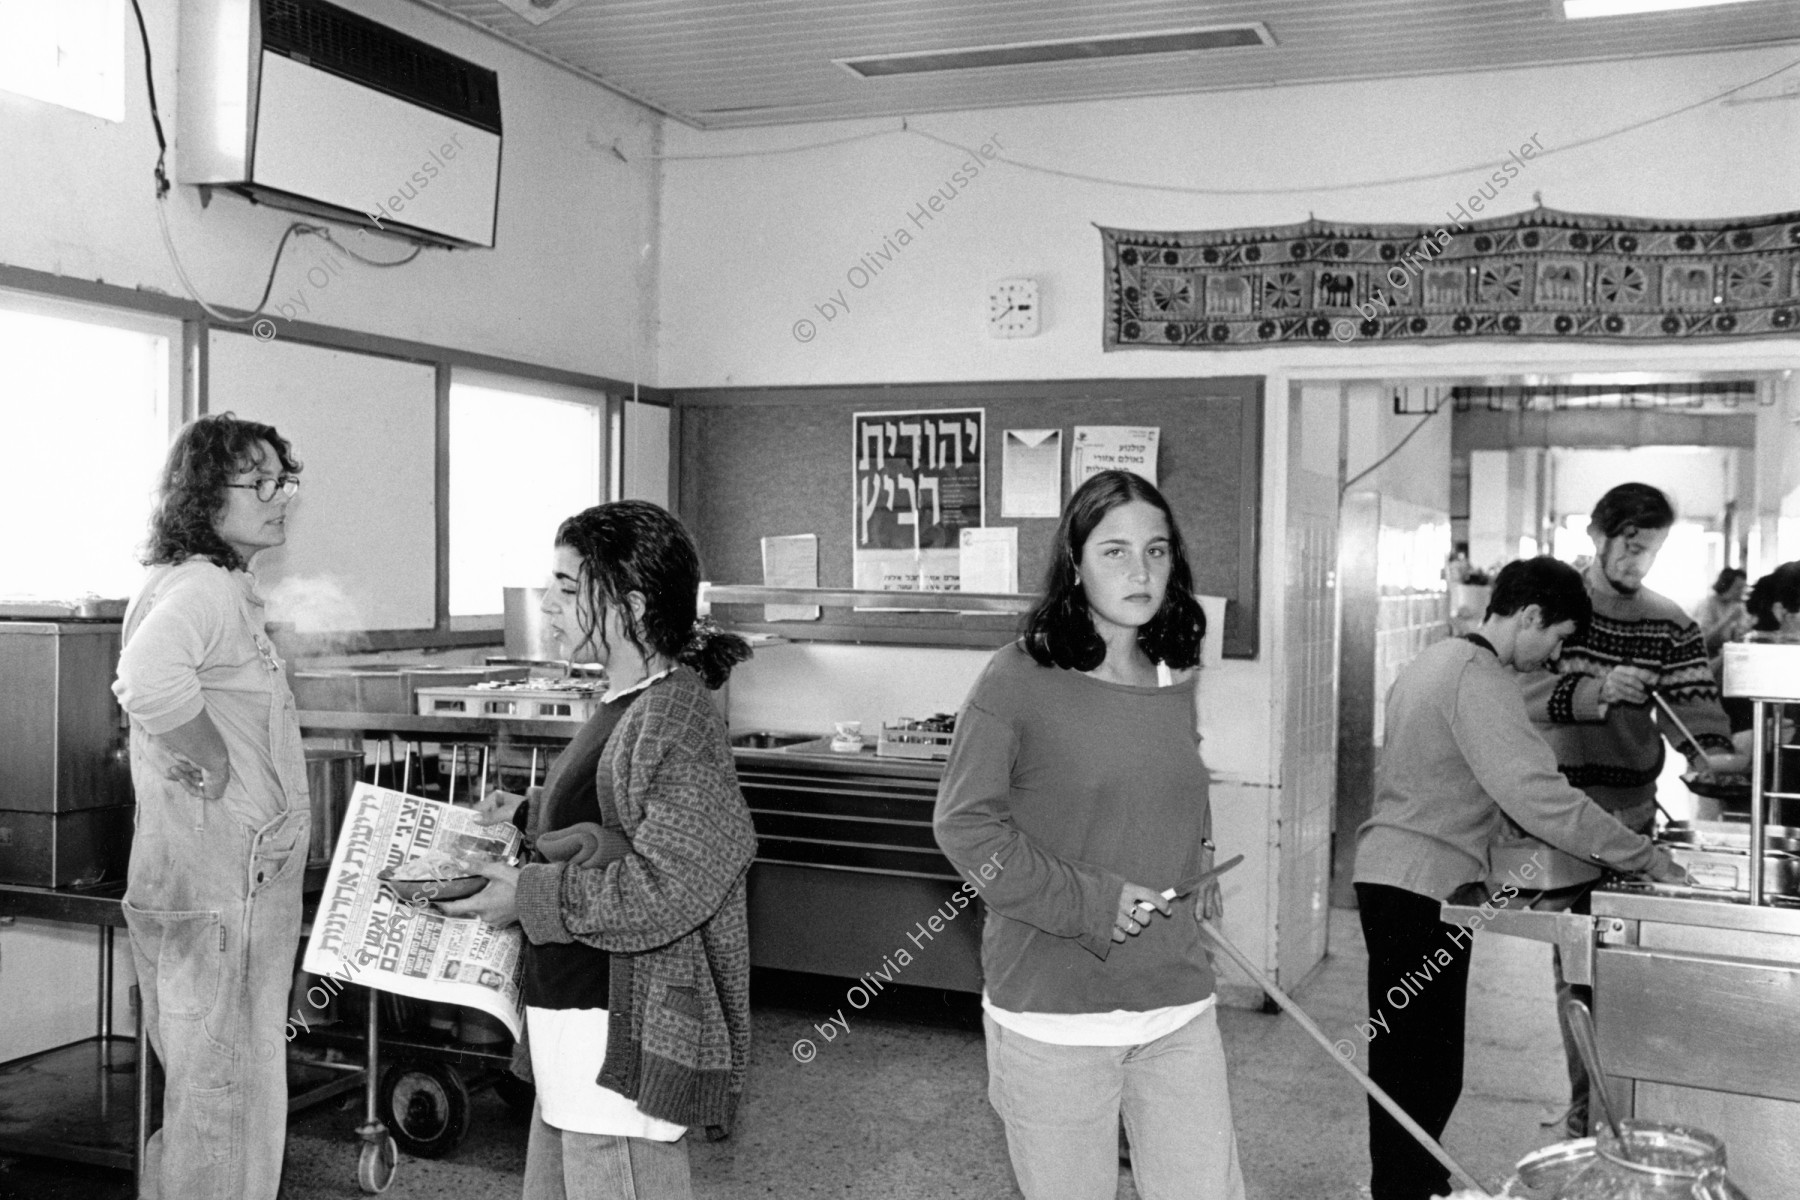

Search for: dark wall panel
xmin=674 ymin=377 xmax=1263 ymax=658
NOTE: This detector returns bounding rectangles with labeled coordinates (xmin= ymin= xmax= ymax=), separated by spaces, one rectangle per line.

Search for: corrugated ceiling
xmin=411 ymin=0 xmax=1800 ymax=128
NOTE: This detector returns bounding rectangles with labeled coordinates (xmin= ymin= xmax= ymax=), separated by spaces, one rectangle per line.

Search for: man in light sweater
xmin=1517 ymin=483 xmax=1746 ymax=1138
xmin=1353 ymin=556 xmax=1684 ymax=1200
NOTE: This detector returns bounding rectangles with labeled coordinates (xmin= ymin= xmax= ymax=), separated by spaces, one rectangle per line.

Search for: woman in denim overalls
xmin=114 ymin=414 xmax=311 ymax=1200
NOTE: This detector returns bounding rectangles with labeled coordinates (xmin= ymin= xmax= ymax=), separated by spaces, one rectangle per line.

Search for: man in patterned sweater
xmin=1519 ymin=482 xmax=1746 ymax=1137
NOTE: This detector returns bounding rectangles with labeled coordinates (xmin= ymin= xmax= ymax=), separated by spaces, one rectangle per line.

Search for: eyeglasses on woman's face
xmin=224 ymin=475 xmax=301 ymax=502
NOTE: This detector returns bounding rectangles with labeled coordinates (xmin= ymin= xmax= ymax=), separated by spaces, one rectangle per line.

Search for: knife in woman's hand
xmin=1135 ymin=854 xmax=1245 ymax=914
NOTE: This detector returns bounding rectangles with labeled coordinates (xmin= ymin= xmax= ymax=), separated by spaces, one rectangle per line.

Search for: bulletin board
xmin=675 ymin=378 xmax=1263 ymax=658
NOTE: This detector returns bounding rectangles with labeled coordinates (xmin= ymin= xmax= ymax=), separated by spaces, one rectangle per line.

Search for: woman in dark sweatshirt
xmin=935 ymin=470 xmax=1244 ymax=1200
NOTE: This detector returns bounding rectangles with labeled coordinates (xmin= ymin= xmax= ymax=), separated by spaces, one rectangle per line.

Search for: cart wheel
xmin=357 ymin=1134 xmax=398 ymax=1193
xmin=377 ymin=1063 xmax=471 ymax=1159
xmin=493 ymin=1074 xmax=536 ymax=1118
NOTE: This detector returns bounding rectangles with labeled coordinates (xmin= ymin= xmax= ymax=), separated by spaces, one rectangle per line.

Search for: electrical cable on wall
xmin=1342 ymin=398 xmax=1448 ymax=495
xmin=650 ymin=53 xmax=1800 ymax=199
xmin=128 ymin=0 xmax=424 ymax=329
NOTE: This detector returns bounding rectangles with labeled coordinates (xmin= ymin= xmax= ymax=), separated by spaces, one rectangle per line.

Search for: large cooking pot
xmin=1505 ymin=1120 xmax=1750 ymax=1198
xmin=304 ymin=747 xmax=362 ymax=865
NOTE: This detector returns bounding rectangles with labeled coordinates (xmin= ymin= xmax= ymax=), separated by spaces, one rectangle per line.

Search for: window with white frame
xmin=0 ymin=0 xmax=125 ymax=122
xmin=0 ymin=291 xmax=178 ymax=600
xmin=449 ymin=372 xmax=605 ymax=620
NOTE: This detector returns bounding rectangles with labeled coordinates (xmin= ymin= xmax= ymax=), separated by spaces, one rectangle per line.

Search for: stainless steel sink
xmin=728 ymin=731 xmax=815 ymax=750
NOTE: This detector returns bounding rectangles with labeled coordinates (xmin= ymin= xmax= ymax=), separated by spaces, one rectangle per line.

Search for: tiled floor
xmin=0 ymin=908 xmax=1580 ymax=1199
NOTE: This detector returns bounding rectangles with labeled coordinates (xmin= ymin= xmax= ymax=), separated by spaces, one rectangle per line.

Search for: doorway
xmin=1326 ymin=373 xmax=1793 ymax=911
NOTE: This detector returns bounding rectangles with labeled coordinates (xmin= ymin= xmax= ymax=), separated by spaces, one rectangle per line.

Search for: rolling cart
xmin=287 ymin=984 xmax=532 ymax=1189
xmin=296 ymin=710 xmax=580 ymax=1191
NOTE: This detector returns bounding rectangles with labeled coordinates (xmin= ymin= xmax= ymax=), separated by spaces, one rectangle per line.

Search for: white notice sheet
xmin=1071 ymin=426 xmax=1160 ymax=489
xmin=959 ymin=527 xmax=1018 ymax=595
xmin=1001 ymin=429 xmax=1062 ymax=518
xmin=760 ymin=534 xmax=819 ymax=621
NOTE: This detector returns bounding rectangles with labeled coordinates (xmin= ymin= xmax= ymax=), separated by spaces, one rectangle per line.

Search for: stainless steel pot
xmin=304 ymin=747 xmax=362 ymax=865
xmin=1505 ymin=1121 xmax=1750 ymax=1199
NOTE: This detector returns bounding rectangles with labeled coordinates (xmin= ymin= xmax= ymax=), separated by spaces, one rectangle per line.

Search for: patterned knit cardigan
xmin=514 ymin=666 xmax=758 ymax=1138
xmin=1518 ymin=562 xmax=1734 ymax=813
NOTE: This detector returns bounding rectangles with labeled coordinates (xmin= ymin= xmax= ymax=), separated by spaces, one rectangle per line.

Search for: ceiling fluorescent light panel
xmin=493 ymin=0 xmax=584 ymax=26
xmin=837 ymin=24 xmax=1273 ymax=78
xmin=1563 ymin=0 xmax=1766 ymax=19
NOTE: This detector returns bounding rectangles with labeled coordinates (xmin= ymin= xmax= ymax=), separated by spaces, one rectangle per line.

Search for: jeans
xmin=1355 ymin=883 xmax=1475 ymax=1200
xmin=522 ymin=1100 xmax=694 ymax=1200
xmin=124 ymin=790 xmax=308 ymax=1200
xmin=983 ymin=1007 xmax=1245 ymax=1200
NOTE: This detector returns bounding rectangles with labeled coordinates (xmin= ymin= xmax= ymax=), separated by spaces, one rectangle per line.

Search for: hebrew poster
xmin=852 ymin=408 xmax=985 ymax=594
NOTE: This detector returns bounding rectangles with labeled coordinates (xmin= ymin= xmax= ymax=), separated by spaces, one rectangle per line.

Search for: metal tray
xmin=1664 ymin=844 xmax=1800 ymax=895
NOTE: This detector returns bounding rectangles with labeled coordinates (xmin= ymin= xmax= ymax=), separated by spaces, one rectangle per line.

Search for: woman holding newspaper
xmin=438 ymin=500 xmax=756 ymax=1200
xmin=112 ymin=414 xmax=311 ymax=1200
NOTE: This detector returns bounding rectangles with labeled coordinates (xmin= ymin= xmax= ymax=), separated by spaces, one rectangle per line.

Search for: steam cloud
xmin=266 ymin=575 xmax=372 ymax=656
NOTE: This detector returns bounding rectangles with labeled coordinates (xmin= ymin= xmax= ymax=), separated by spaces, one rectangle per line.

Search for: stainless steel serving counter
xmin=730 ymin=736 xmax=946 ymax=781
xmin=1442 ymin=640 xmax=1800 ymax=1195
xmin=730 ymin=735 xmax=980 ymax=992
xmin=1443 ymin=885 xmax=1800 ymax=1196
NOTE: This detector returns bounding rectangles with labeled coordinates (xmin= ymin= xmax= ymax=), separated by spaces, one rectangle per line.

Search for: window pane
xmin=0 ymin=0 xmax=125 ymax=122
xmin=0 ymin=303 xmax=171 ymax=599
xmin=450 ymin=383 xmax=602 ymax=616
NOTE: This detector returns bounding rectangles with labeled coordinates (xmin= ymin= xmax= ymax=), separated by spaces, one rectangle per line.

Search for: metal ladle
xmin=1561 ymin=995 xmax=1631 ymax=1159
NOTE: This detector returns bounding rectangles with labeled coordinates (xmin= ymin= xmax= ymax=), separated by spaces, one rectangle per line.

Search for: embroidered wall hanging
xmin=1101 ymin=208 xmax=1800 ymax=350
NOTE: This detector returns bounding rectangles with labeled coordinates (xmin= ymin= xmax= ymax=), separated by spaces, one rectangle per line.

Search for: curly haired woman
xmin=113 ymin=412 xmax=310 ymax=1200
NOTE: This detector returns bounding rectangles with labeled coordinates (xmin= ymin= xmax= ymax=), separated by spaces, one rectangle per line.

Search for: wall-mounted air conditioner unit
xmin=178 ymin=0 xmax=502 ymax=249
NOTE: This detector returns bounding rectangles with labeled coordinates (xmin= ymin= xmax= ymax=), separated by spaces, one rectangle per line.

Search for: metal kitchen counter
xmin=0 ymin=866 xmax=334 ymax=1182
xmin=297 ymin=710 xmax=592 ymax=744
xmin=731 ymin=736 xmax=946 ymax=782
xmin=1445 ymin=884 xmax=1800 ymax=1195
xmin=731 ymin=738 xmax=980 ymax=992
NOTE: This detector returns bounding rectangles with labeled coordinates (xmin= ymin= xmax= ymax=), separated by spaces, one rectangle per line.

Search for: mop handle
xmin=1195 ymin=920 xmax=1487 ymax=1194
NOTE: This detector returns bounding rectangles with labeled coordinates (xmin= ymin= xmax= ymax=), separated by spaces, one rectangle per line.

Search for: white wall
xmin=1550 ymin=446 xmax=1738 ymax=524
xmin=657 ymin=46 xmax=1800 ymax=389
xmin=622 ymin=399 xmax=672 ymax=507
xmin=1755 ymin=375 xmax=1800 ymax=567
xmin=1344 ymin=385 xmax=1453 ymax=513
xmin=0 ymin=0 xmax=662 ymax=380
xmin=1469 ymin=450 xmax=1513 ymax=577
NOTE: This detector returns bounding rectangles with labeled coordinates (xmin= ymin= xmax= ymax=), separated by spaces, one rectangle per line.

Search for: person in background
xmin=1721 ymin=563 xmax=1800 ymax=815
xmin=934 ymin=470 xmax=1245 ymax=1200
xmin=439 ymin=500 xmax=756 ymax=1200
xmin=1353 ymin=557 xmax=1685 ymax=1200
xmin=1517 ymin=482 xmax=1747 ymax=1139
xmin=1691 ymin=567 xmax=1750 ymax=668
xmin=1742 ymin=561 xmax=1800 ymax=639
xmin=113 ymin=413 xmax=310 ymax=1200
